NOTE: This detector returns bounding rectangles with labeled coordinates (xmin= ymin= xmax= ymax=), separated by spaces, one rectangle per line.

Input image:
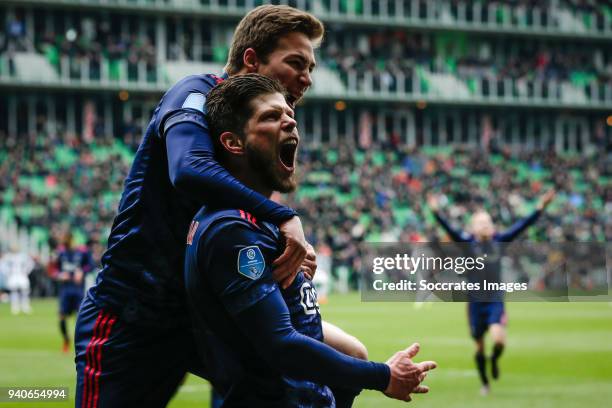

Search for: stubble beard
xmin=245 ymin=143 xmax=297 ymax=194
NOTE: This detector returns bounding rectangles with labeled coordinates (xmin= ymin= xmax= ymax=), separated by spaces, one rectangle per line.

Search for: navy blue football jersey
xmin=89 ymin=73 xmax=295 ymax=327
xmin=57 ymin=248 xmax=90 ymax=292
xmin=434 ymin=210 xmax=541 ymax=301
xmin=185 ymin=207 xmax=334 ymax=407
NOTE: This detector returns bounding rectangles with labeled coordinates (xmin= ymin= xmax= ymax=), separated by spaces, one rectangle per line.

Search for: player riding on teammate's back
xmin=74 ymin=6 xmax=324 ymax=407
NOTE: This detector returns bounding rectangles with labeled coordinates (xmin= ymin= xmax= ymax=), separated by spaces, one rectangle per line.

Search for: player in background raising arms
xmin=428 ymin=189 xmax=555 ymax=395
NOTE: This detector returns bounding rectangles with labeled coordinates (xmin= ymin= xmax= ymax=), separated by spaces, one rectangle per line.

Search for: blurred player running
xmin=185 ymin=73 xmax=437 ymax=407
xmin=55 ymin=232 xmax=93 ymax=352
xmin=428 ymin=189 xmax=555 ymax=395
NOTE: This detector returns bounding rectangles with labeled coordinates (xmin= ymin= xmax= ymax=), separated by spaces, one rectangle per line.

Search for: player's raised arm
xmin=537 ymin=189 xmax=556 ymax=212
xmin=160 ymin=76 xmax=307 ymax=285
xmin=495 ymin=190 xmax=555 ymax=242
xmin=427 ymin=194 xmax=473 ymax=242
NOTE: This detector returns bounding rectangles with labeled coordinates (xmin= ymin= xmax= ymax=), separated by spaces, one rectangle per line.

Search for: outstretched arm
xmin=427 ymin=194 xmax=472 ymax=242
xmin=496 ymin=190 xmax=554 ymax=242
xmin=496 ymin=210 xmax=541 ymax=242
xmin=195 ymin=221 xmax=436 ymax=402
xmin=233 ymin=290 xmax=436 ymax=401
xmin=432 ymin=212 xmax=472 ymax=243
xmin=235 ymin=290 xmax=390 ymax=391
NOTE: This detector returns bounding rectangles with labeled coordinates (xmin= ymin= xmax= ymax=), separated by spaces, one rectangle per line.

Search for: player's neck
xmin=227 ymin=164 xmax=273 ymax=199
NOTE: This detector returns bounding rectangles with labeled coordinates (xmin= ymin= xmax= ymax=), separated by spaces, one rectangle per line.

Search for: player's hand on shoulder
xmin=384 ymin=343 xmax=437 ymax=402
xmin=273 ymin=216 xmax=308 ymax=289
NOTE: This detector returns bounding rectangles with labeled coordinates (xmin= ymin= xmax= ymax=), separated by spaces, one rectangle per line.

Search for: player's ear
xmin=219 ymin=132 xmax=245 ymax=155
xmin=242 ymin=48 xmax=260 ymax=73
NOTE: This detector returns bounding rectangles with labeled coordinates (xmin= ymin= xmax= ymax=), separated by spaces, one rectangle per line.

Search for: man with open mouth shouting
xmin=184 ymin=73 xmax=437 ymax=407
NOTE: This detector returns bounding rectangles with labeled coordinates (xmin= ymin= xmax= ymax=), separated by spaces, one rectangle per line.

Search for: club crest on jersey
xmin=237 ymin=246 xmax=265 ymax=280
xmin=300 ymin=281 xmax=320 ymax=315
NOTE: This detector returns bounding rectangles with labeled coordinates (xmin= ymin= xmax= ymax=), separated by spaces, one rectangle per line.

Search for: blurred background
xmin=0 ymin=1 xmax=610 ymax=407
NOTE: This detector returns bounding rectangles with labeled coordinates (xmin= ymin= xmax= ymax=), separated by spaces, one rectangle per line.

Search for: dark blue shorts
xmin=74 ymin=295 xmax=230 ymax=408
xmin=468 ymin=301 xmax=507 ymax=340
xmin=60 ymin=289 xmax=83 ymax=316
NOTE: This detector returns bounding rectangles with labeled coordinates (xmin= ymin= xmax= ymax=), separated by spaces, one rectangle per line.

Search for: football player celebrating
xmin=185 ymin=73 xmax=437 ymax=407
xmin=428 ymin=189 xmax=554 ymax=395
xmin=75 ymin=6 xmax=367 ymax=407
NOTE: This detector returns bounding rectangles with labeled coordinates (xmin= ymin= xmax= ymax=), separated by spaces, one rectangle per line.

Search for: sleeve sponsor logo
xmin=237 ymin=246 xmax=266 ymax=280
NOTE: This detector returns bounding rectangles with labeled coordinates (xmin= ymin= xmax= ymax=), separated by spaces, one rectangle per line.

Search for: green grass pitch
xmin=1 ymin=295 xmax=611 ymax=407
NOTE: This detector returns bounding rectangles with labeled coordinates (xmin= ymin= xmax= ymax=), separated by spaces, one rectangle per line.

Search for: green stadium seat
xmin=393 ymin=206 xmax=413 ymax=227
xmin=30 ymin=226 xmax=49 ymax=246
xmin=372 ymin=151 xmax=386 ymax=167
xmin=28 ymin=176 xmax=50 ymax=197
xmin=472 ymin=174 xmax=491 ymax=189
xmin=490 ymin=154 xmax=504 ymax=165
xmin=16 ymin=204 xmax=33 ymax=223
xmin=43 ymin=44 xmax=59 ymax=68
xmin=354 ymin=151 xmax=365 ymax=165
xmin=326 ymin=149 xmax=338 ymax=164
xmin=0 ymin=206 xmax=15 ymax=222
xmin=450 ymin=167 xmax=468 ymax=178
xmin=73 ymin=230 xmax=87 ymax=246
xmin=213 ymin=45 xmax=229 ymax=64
xmin=365 ymin=232 xmax=381 ymax=243
xmin=2 ymin=187 xmax=15 ymax=203
xmin=467 ymin=78 xmax=478 ymax=94
xmin=103 ymin=191 xmax=120 ymax=209
xmin=358 ymin=213 xmax=371 ymax=227
xmin=592 ymin=197 xmax=603 ymax=210
xmin=335 ymin=191 xmax=353 ymax=205
xmin=55 ymin=146 xmax=78 ymax=168
xmin=108 ymin=59 xmax=121 ymax=81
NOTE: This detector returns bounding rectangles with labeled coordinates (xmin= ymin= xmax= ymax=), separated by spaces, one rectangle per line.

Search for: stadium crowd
xmin=0 ymin=130 xmax=129 ymax=265
xmin=321 ymin=30 xmax=612 ymax=91
xmin=2 ymin=5 xmax=610 ymax=91
xmin=1 ymin=127 xmax=609 ymax=291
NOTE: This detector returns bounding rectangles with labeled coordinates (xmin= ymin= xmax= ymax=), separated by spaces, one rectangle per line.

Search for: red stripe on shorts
xmin=82 ymin=312 xmax=106 ymax=408
xmin=87 ymin=313 xmax=110 ymax=408
xmin=92 ymin=315 xmax=117 ymax=408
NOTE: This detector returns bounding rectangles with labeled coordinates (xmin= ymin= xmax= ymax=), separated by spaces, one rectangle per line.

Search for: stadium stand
xmin=1 ymin=129 xmax=609 ymax=290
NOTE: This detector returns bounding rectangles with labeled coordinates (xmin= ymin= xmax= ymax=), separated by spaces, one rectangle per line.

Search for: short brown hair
xmin=206 ymin=74 xmax=286 ymax=155
xmin=225 ymin=5 xmax=324 ymax=75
